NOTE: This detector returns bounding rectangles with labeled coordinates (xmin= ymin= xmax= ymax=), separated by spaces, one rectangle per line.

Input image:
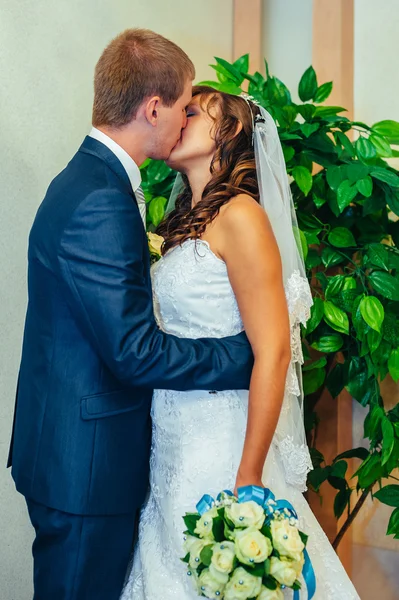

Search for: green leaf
xmin=367 ymin=329 xmax=382 ymax=354
xmin=301 ymin=123 xmax=320 ymax=138
xmin=326 ymin=362 xmax=348 ymax=398
xmin=347 ymin=357 xmax=369 ymax=403
xmin=357 ymin=176 xmax=373 ymax=198
xmin=356 ymin=137 xmax=377 ymax=160
xmin=200 ymin=545 xmax=213 ymax=566
xmin=337 ymin=180 xmax=358 ymax=213
xmin=387 ymin=507 xmax=399 ymax=536
xmin=372 ymin=120 xmax=399 ymax=140
xmin=369 ymin=271 xmax=399 ymax=301
xmin=311 ymin=334 xmax=344 ymax=353
xmin=335 ymin=131 xmax=355 ymax=156
xmin=325 ymin=275 xmax=346 ymax=299
xmin=310 ymin=447 xmax=325 ymax=469
xmin=371 ymin=167 xmax=399 ymax=188
xmin=314 ymin=81 xmax=333 ymax=103
xmin=297 ymin=104 xmax=316 ymax=121
xmin=303 ymin=367 xmax=326 ymax=395
xmin=356 ymin=452 xmax=383 ymax=487
xmin=181 ymin=552 xmax=190 ymax=564
xmin=140 ymin=157 xmax=151 ymax=170
xmin=298 ymin=66 xmax=318 ymax=102
xmin=233 ymin=53 xmax=249 ymax=75
xmin=359 ymin=296 xmax=385 ymax=333
xmin=335 ymin=447 xmax=369 ymax=462
xmin=381 ymin=417 xmax=395 ymax=466
xmin=365 ymin=243 xmax=390 ymax=271
xmin=321 ymin=247 xmax=345 ymax=268
xmin=346 ymin=162 xmax=369 ymax=183
xmin=148 ymin=196 xmax=167 ymax=227
xmin=326 ymin=165 xmax=346 ymax=191
xmin=282 ymin=145 xmax=295 ymax=162
xmin=183 ymin=513 xmax=201 ymax=535
xmin=328 ymin=227 xmax=356 ymax=248
xmin=305 ymin=297 xmax=324 ymax=334
xmin=308 ymin=466 xmax=331 ymax=492
xmin=212 ymin=516 xmax=225 ymax=543
xmin=303 ymin=357 xmax=327 ymax=372
xmin=196 ymin=79 xmax=223 ymax=90
xmin=334 ymin=488 xmax=351 ymax=519
xmin=369 ymin=134 xmax=393 ymax=158
xmin=373 ymin=485 xmax=399 ymax=507
xmin=331 ymin=460 xmax=348 ymax=479
xmin=313 ymin=106 xmax=347 ymax=118
xmin=292 ymin=166 xmax=313 ymax=196
xmin=388 ymin=348 xmax=399 ymax=382
xmin=147 ymin=160 xmax=172 ymax=184
xmin=214 ymin=57 xmax=243 ymax=84
xmin=385 ymin=186 xmax=399 ymax=217
xmin=324 ymin=301 xmax=349 ymax=334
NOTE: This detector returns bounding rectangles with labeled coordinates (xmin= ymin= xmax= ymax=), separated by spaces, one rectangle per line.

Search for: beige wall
xmin=0 ymin=2 xmax=233 ymax=598
xmin=262 ymin=0 xmax=313 ymax=99
xmin=352 ymin=3 xmax=399 ymax=596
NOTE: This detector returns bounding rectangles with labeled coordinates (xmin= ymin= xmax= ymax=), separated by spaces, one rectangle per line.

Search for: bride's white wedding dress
xmin=121 ymin=238 xmax=360 ymax=600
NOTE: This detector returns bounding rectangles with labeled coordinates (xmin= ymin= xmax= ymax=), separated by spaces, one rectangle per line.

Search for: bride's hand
xmin=234 ymin=467 xmax=264 ymax=496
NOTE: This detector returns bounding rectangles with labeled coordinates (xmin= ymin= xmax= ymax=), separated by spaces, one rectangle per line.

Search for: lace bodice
xmin=151 ymin=239 xmax=243 ymax=339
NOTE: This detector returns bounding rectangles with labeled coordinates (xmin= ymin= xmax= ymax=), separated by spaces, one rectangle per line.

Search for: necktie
xmin=135 ymin=186 xmax=147 ymax=226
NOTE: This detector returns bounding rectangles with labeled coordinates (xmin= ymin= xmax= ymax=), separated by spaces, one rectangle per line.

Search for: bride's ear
xmin=233 ymin=120 xmax=243 ymax=137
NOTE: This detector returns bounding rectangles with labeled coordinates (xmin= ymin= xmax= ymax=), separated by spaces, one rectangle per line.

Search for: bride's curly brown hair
xmin=157 ymin=86 xmax=261 ymax=254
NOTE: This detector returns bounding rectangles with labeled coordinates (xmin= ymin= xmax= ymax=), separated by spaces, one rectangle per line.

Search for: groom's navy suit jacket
xmin=8 ymin=136 xmax=253 ymax=516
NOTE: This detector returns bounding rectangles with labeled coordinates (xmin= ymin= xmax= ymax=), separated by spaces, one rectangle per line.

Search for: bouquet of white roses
xmin=181 ymin=486 xmax=315 ymax=600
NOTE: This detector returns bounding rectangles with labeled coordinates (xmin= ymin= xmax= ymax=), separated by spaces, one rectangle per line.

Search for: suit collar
xmin=79 ymin=136 xmax=135 ymax=196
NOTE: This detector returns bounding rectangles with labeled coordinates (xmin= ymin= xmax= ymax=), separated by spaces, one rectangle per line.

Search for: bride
xmin=122 ymin=87 xmax=360 ymax=599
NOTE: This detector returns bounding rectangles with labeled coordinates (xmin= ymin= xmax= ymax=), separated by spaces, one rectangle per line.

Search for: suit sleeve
xmin=57 ymin=189 xmax=253 ymax=390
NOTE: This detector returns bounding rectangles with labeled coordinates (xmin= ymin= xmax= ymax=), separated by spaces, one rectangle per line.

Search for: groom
xmin=7 ymin=29 xmax=253 ymax=600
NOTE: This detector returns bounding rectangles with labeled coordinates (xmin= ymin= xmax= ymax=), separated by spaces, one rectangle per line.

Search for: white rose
xmin=211 ymin=541 xmax=235 ymax=575
xmin=188 ymin=539 xmax=213 ymax=569
xmin=194 ymin=507 xmax=218 ymax=540
xmin=226 ymin=500 xmax=266 ymax=529
xmin=235 ymin=527 xmax=273 ymax=565
xmin=183 ymin=534 xmax=200 ymax=555
xmin=186 ymin=567 xmax=201 ymax=594
xmin=219 ymin=492 xmax=238 ymax=507
xmin=198 ymin=568 xmax=228 ymax=599
xmin=147 ymin=232 xmax=164 ymax=255
xmin=291 ymin=553 xmax=305 ymax=578
xmin=269 ymin=556 xmax=298 ymax=587
xmin=270 ymin=519 xmax=305 ymax=562
xmin=257 ymin=586 xmax=284 ymax=600
xmin=224 ymin=567 xmax=262 ymax=600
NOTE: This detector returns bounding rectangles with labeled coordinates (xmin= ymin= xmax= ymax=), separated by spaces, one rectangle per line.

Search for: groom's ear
xmin=144 ymin=96 xmax=161 ymax=127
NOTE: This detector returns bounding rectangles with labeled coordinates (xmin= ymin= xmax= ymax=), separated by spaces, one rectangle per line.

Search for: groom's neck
xmin=95 ymin=124 xmax=148 ymax=167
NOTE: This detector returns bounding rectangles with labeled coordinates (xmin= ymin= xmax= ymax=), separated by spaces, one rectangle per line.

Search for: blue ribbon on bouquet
xmin=196 ymin=485 xmax=316 ymax=600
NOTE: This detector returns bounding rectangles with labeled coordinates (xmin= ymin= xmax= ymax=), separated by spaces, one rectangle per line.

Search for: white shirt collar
xmin=88 ymin=127 xmax=141 ymax=192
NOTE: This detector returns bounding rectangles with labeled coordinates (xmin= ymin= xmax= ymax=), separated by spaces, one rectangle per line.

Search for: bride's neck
xmin=186 ymin=165 xmax=213 ymax=208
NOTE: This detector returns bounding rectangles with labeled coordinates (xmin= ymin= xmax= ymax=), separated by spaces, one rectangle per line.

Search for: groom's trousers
xmin=26 ymin=498 xmax=138 ymax=600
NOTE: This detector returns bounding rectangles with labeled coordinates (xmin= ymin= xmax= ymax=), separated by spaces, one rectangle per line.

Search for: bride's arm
xmin=215 ymin=194 xmax=291 ymax=490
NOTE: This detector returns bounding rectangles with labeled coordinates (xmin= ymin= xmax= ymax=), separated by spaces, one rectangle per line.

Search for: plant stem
xmin=332 ymin=486 xmax=372 ymax=550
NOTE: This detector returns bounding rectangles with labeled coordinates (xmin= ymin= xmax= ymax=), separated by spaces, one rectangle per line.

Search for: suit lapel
xmin=78 ymin=136 xmax=138 ymax=207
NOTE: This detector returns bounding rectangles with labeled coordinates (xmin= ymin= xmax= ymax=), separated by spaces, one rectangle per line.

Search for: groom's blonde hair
xmin=92 ymin=29 xmax=195 ymax=127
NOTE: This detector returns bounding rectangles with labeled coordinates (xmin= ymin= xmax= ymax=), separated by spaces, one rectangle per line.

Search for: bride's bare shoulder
xmin=218 ymin=193 xmax=271 ymax=230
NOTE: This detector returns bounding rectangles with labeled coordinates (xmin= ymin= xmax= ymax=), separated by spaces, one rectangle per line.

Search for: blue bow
xmin=196 ymin=485 xmax=316 ymax=599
